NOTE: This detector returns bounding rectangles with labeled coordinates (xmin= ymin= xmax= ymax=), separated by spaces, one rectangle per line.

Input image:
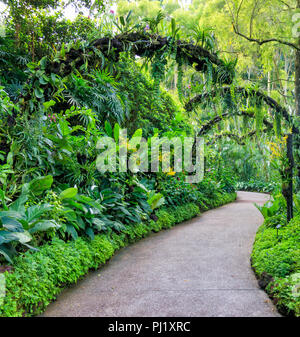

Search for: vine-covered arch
xmin=185 ymin=84 xmax=297 ymax=221
xmin=47 ymin=32 xmax=234 ymax=84
xmin=197 ymin=110 xmax=273 ymax=137
xmin=185 ymin=85 xmax=297 ymax=133
xmin=206 ymin=129 xmax=270 ymax=146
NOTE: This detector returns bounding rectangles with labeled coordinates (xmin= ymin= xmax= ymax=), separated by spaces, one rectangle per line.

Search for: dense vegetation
xmin=252 ymin=197 xmax=300 ymax=316
xmin=0 ymin=0 xmax=299 ymax=317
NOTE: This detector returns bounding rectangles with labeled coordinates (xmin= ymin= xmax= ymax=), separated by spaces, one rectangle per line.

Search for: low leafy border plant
xmin=0 ymin=192 xmax=236 ymax=317
xmin=236 ymin=181 xmax=278 ymax=193
xmin=251 ymin=215 xmax=300 ymax=317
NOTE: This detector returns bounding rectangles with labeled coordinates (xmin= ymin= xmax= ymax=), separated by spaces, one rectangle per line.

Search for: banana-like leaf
xmin=147 ymin=191 xmax=165 ymax=210
xmin=28 ymin=176 xmax=53 ymax=196
xmin=0 ymin=244 xmax=15 ymax=263
xmin=0 ymin=216 xmax=24 ymax=232
xmin=9 ymin=194 xmax=28 ymax=213
xmin=25 ymin=204 xmax=53 ymax=223
xmin=0 ymin=231 xmax=17 ymax=245
xmin=92 ymin=218 xmax=106 ymax=231
xmin=29 ymin=220 xmax=59 ymax=234
xmin=59 ymin=187 xmax=78 ymax=200
xmin=0 ymin=211 xmax=23 ymax=221
xmin=12 ymin=231 xmax=32 ymax=244
xmin=66 ymin=224 xmax=78 ymax=240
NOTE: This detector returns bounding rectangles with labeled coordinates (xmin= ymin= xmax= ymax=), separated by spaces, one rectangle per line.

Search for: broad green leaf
xmin=0 ymin=211 xmax=24 ymax=220
xmin=104 ymin=121 xmax=113 ymax=137
xmin=0 ymin=216 xmax=24 ymax=232
xmin=12 ymin=231 xmax=32 ymax=244
xmin=92 ymin=218 xmax=106 ymax=231
xmin=34 ymin=87 xmax=44 ymax=99
xmin=64 ymin=199 xmax=87 ymax=213
xmin=63 ymin=208 xmax=77 ymax=222
xmin=0 ymin=231 xmax=16 ymax=245
xmin=114 ymin=123 xmax=120 ymax=143
xmin=131 ymin=128 xmax=143 ymax=139
xmin=85 ymin=227 xmax=95 ymax=240
xmin=43 ymin=100 xmax=56 ymax=110
xmin=0 ymin=244 xmax=14 ymax=263
xmin=29 ymin=220 xmax=59 ymax=234
xmin=25 ymin=204 xmax=53 ymax=223
xmin=120 ymin=16 xmax=126 ymax=26
xmin=7 ymin=151 xmax=13 ymax=166
xmin=9 ymin=194 xmax=28 ymax=212
xmin=59 ymin=188 xmax=78 ymax=200
xmin=28 ymin=176 xmax=53 ymax=196
xmin=58 ymin=119 xmax=71 ymax=136
xmin=66 ymin=224 xmax=78 ymax=240
xmin=39 ymin=76 xmax=48 ymax=85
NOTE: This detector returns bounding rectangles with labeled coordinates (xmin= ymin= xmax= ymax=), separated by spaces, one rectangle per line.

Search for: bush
xmin=156 ymin=203 xmax=200 ymax=229
xmin=236 ymin=180 xmax=278 ymax=193
xmin=252 ymin=215 xmax=300 ymax=316
xmin=0 ymin=236 xmax=115 ymax=317
xmin=155 ymin=209 xmax=176 ymax=229
xmin=267 ymin=273 xmax=300 ymax=317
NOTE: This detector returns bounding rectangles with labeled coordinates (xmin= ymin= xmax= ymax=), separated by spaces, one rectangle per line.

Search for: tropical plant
xmin=0 ymin=176 xmax=60 ymax=262
xmin=255 ymin=194 xmax=287 ymax=220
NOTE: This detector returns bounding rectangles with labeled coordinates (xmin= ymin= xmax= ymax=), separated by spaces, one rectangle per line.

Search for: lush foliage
xmin=1 ymin=0 xmax=298 ymax=318
xmin=0 ymin=193 xmax=236 ymax=317
xmin=252 ymin=195 xmax=300 ymax=316
xmin=236 ymin=180 xmax=278 ymax=193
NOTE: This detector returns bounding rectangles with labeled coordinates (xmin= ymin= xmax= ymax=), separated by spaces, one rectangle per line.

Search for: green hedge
xmin=0 ymin=192 xmax=236 ymax=317
xmin=251 ymin=215 xmax=300 ymax=317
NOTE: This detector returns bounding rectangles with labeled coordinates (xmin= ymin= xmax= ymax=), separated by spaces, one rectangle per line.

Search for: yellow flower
xmin=166 ymin=171 xmax=176 ymax=176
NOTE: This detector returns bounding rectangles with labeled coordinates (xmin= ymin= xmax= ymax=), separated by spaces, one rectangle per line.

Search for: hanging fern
xmin=274 ymin=109 xmax=282 ymax=138
xmin=254 ymin=105 xmax=264 ymax=135
xmin=242 ymin=113 xmax=249 ymax=134
xmin=151 ymin=51 xmax=167 ymax=96
xmin=176 ymin=57 xmax=184 ymax=103
xmin=230 ymin=83 xmax=237 ymax=106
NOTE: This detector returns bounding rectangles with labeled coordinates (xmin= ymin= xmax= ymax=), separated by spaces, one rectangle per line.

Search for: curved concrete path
xmin=42 ymin=192 xmax=280 ymax=317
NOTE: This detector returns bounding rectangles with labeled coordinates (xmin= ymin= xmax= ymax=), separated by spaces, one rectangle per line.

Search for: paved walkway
xmin=42 ymin=192 xmax=280 ymax=317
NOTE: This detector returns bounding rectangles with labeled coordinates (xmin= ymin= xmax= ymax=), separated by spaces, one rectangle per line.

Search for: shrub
xmin=172 ymin=203 xmax=200 ymax=223
xmin=0 ymin=236 xmax=115 ymax=317
xmin=252 ymin=215 xmax=300 ymax=316
xmin=267 ymin=273 xmax=300 ymax=317
xmin=155 ymin=209 xmax=176 ymax=229
xmin=236 ymin=180 xmax=278 ymax=193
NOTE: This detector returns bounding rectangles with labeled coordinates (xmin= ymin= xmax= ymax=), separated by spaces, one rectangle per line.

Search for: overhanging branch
xmin=232 ymin=24 xmax=300 ymax=51
xmin=207 ymin=128 xmax=270 ymax=146
xmin=47 ymin=32 xmax=234 ymax=84
xmin=198 ymin=110 xmax=273 ymax=136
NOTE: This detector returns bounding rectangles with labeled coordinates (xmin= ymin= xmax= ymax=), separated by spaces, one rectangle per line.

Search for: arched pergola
xmin=185 ymin=85 xmax=298 ymax=221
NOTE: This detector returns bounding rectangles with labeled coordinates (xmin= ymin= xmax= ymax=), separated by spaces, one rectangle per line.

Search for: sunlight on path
xmin=42 ymin=191 xmax=280 ymax=317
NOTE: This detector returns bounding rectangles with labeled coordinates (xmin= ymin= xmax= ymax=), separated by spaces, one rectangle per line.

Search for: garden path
xmin=42 ymin=191 xmax=280 ymax=317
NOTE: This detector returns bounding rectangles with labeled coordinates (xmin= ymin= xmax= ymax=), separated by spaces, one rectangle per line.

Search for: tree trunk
xmin=294 ymin=0 xmax=300 ymax=192
xmin=296 ymin=46 xmax=300 ymax=118
xmin=286 ymin=134 xmax=294 ymax=222
xmin=295 ymin=0 xmax=300 ymax=190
